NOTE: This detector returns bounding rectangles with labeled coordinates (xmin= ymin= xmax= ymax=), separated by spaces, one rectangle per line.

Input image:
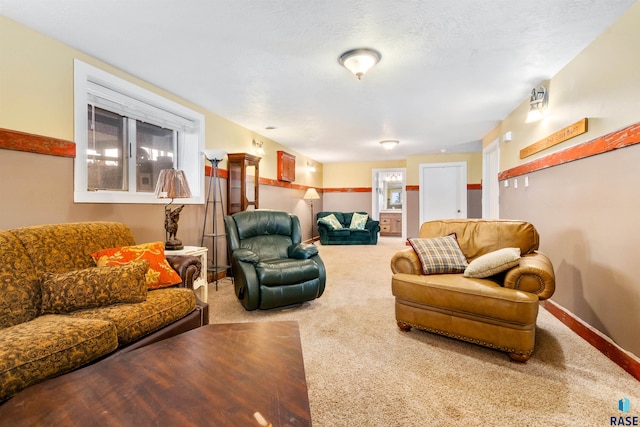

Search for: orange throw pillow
xmin=92 ymin=242 xmax=182 ymax=289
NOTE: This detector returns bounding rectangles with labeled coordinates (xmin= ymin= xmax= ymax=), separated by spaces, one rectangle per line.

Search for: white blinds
xmin=87 ymin=80 xmax=196 ymax=132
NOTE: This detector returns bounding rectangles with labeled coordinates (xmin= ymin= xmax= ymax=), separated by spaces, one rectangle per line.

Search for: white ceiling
xmin=2 ymin=0 xmax=636 ymax=163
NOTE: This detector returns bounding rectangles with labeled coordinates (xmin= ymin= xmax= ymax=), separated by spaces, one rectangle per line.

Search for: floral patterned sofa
xmin=0 ymin=222 xmax=209 ymax=402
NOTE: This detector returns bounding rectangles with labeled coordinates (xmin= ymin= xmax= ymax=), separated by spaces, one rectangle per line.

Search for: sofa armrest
xmin=165 ymin=255 xmax=201 ymax=289
xmin=503 ymin=252 xmax=556 ymax=300
xmin=365 ymin=218 xmax=380 ymax=232
xmin=391 ymin=248 xmax=423 ymax=275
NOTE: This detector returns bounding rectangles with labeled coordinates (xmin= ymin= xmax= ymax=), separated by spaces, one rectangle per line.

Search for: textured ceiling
xmin=2 ymin=0 xmax=636 ymax=163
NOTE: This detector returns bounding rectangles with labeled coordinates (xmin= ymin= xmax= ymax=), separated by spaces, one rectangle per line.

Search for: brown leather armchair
xmin=391 ymin=219 xmax=555 ymax=362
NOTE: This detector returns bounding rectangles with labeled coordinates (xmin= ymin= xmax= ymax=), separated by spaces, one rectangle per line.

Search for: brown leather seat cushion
xmin=392 ymin=273 xmax=539 ymax=325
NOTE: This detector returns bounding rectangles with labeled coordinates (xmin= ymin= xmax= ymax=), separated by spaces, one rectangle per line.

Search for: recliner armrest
xmin=288 ymin=243 xmax=319 ymax=259
xmin=503 ymin=252 xmax=556 ymax=300
xmin=390 ymin=248 xmax=423 ymax=275
xmin=233 ymin=248 xmax=260 ymax=265
xmin=165 ymin=255 xmax=201 ymax=289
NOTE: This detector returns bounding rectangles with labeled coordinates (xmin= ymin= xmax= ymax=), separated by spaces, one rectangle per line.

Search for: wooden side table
xmin=165 ymin=246 xmax=208 ymax=301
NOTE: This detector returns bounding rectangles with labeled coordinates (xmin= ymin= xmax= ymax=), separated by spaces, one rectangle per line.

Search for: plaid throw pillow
xmin=408 ymin=234 xmax=468 ymax=275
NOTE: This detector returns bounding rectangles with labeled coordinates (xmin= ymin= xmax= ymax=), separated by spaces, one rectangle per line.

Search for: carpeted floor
xmin=206 ymin=237 xmax=640 ymax=427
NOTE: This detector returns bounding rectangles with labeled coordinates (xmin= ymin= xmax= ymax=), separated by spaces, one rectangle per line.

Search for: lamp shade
xmin=303 ymin=188 xmax=320 ymax=200
xmin=154 ymin=169 xmax=192 ymax=199
xmin=202 ymin=149 xmax=227 ymax=162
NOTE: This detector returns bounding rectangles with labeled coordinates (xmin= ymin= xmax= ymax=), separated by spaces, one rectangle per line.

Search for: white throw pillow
xmin=463 ymin=247 xmax=521 ymax=278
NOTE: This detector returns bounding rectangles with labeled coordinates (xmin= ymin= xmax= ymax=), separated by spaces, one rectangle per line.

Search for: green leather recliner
xmin=224 ymin=210 xmax=326 ymax=310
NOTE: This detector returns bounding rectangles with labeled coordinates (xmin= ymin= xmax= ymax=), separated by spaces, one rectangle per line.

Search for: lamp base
xmin=165 ymin=239 xmax=184 ymax=251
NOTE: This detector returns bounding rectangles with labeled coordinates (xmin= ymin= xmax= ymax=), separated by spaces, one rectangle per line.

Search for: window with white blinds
xmin=74 ymin=59 xmax=204 ymax=204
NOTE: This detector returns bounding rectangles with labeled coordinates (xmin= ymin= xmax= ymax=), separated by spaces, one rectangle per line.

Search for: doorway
xmin=419 ymin=162 xmax=467 ymax=223
xmin=482 ymin=138 xmax=500 ymax=218
xmin=372 ymin=168 xmax=406 ymax=241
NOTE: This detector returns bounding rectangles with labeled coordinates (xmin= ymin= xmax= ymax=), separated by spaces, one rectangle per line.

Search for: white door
xmin=482 ymin=139 xmax=500 ymax=218
xmin=419 ymin=162 xmax=467 ymax=224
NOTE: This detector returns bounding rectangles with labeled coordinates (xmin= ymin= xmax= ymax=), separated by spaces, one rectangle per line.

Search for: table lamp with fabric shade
xmin=155 ymin=169 xmax=192 ymax=250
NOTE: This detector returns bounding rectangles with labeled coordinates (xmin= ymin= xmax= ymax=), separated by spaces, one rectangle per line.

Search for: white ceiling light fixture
xmin=380 ymin=139 xmax=399 ymax=150
xmin=526 ymin=86 xmax=549 ymax=123
xmin=338 ymin=48 xmax=381 ymax=80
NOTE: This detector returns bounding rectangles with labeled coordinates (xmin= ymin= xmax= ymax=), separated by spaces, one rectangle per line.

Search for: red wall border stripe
xmin=499 ymin=121 xmax=640 ymax=180
xmin=384 ymin=184 xmax=482 ymax=191
xmin=322 ymin=187 xmax=372 ymax=193
xmin=0 ymin=128 xmax=76 ymax=158
xmin=540 ymin=300 xmax=640 ymax=381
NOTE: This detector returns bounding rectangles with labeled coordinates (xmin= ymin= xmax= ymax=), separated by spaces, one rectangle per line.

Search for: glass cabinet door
xmin=226 ymin=153 xmax=260 ymax=215
xmin=228 ymin=161 xmax=242 ymax=214
xmin=245 ymin=164 xmax=256 ymax=210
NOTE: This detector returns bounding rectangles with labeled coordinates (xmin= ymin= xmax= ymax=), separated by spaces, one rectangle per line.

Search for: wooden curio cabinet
xmin=227 ymin=153 xmax=260 ymax=215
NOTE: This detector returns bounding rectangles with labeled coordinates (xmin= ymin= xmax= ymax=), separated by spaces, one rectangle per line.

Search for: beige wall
xmin=322 ymin=154 xmax=482 ymax=189
xmin=322 ymin=160 xmax=406 ymax=188
xmin=484 ymin=2 xmax=640 ymax=169
xmin=483 ymin=3 xmax=640 ymax=357
xmin=405 ymin=152 xmax=482 ymax=185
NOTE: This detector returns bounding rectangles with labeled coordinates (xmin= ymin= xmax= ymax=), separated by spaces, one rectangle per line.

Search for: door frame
xmin=372 ymin=168 xmax=407 ymax=241
xmin=418 ymin=162 xmax=467 ymax=224
xmin=482 ymin=138 xmax=500 ymax=218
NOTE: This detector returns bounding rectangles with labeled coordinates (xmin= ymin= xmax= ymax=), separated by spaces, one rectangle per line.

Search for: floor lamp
xmin=303 ymin=188 xmax=320 ymax=245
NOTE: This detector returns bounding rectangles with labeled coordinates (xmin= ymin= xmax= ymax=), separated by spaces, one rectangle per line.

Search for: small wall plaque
xmin=520 ymin=118 xmax=588 ymax=159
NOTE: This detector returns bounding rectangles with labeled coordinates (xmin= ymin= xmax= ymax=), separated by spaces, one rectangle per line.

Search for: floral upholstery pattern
xmin=91 ymin=242 xmax=182 ymax=289
xmin=317 ymin=213 xmax=343 ymax=230
xmin=0 ymin=231 xmax=41 ymax=329
xmin=0 ymin=315 xmax=118 ymax=402
xmin=69 ymin=288 xmax=196 ymax=345
xmin=41 ymin=261 xmax=149 ymax=314
xmin=10 ymin=222 xmax=136 ymax=276
xmin=0 ymin=222 xmax=202 ymax=401
xmin=349 ymin=212 xmax=368 ymax=230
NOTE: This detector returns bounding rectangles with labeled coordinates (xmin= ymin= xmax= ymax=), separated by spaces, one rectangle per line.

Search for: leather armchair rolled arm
xmin=390 ymin=248 xmax=422 ymax=275
xmin=391 ymin=247 xmax=556 ymax=301
xmin=165 ymin=254 xmax=201 ymax=289
xmin=503 ymin=252 xmax=556 ymax=300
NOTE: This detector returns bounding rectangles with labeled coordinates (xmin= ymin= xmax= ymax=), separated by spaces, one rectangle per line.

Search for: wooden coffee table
xmin=0 ymin=321 xmax=311 ymax=426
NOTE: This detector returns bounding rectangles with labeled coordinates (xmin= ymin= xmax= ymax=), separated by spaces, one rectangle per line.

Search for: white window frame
xmin=74 ymin=59 xmax=204 ymax=204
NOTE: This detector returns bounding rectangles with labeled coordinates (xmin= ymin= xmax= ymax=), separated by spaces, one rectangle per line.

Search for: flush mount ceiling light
xmin=338 ymin=48 xmax=381 ymax=80
xmin=526 ymin=86 xmax=549 ymax=123
xmin=380 ymin=139 xmax=399 ymax=150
